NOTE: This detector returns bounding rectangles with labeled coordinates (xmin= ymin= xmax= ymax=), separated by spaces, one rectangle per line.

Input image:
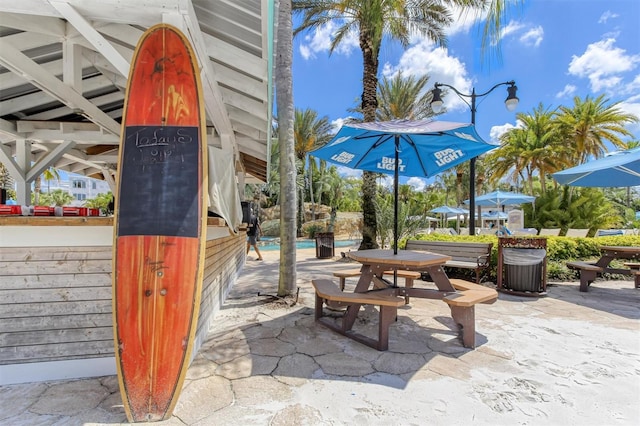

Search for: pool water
xmin=257 ymin=238 xmax=358 ymax=251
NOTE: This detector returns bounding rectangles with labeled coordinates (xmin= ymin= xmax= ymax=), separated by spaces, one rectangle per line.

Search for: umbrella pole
xmin=393 ymin=135 xmax=399 ymax=256
xmin=393 ymin=135 xmax=399 ymax=287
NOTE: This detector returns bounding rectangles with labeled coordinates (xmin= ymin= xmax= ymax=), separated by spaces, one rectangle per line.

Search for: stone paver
xmin=1 ymin=247 xmax=639 ymax=425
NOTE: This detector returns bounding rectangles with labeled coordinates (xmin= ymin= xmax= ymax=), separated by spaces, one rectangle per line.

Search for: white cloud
xmin=489 ymin=123 xmax=517 ymax=143
xmin=299 ymin=44 xmax=312 ymax=60
xmin=382 ymin=39 xmax=473 ymax=113
xmin=568 ymin=38 xmax=640 ymax=92
xmin=442 ymin=6 xmax=483 ymax=37
xmin=500 ymin=20 xmax=525 ymax=41
xmin=335 ymin=165 xmax=361 ymax=178
xmin=297 ymin=21 xmax=359 ymax=60
xmin=330 ymin=117 xmax=354 ymax=133
xmin=598 ymin=11 xmax=619 ymax=24
xmin=621 ymin=73 xmax=640 ymax=96
xmin=556 ymin=84 xmax=577 ymax=99
xmin=406 ymin=177 xmax=426 ymax=191
xmin=519 ymin=26 xmax=544 ymax=47
xmin=617 ymin=100 xmax=640 ymax=134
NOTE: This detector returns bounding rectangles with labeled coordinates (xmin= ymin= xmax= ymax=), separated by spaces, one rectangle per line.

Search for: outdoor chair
xmin=565 ymin=229 xmax=589 ymax=237
xmin=538 ymin=228 xmax=561 ymax=236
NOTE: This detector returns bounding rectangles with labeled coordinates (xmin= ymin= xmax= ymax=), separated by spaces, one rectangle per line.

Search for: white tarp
xmin=207 ymin=147 xmax=242 ymax=233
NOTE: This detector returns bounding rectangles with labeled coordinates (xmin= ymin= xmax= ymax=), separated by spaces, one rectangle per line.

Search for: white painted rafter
xmin=50 ymin=0 xmax=130 ymax=77
xmin=0 ymin=39 xmax=121 ymax=135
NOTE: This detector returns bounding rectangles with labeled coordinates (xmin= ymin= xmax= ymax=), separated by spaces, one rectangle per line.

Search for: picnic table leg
xmin=404 ymin=277 xmax=414 ymax=304
xmin=425 ymin=265 xmax=456 ymax=292
xmin=579 ymin=269 xmax=598 ymax=292
xmin=377 ymin=306 xmax=397 ymax=351
xmin=449 ymin=305 xmax=476 ymax=349
xmin=354 ymin=267 xmax=375 ymax=293
xmin=341 ymin=303 xmax=362 ymax=331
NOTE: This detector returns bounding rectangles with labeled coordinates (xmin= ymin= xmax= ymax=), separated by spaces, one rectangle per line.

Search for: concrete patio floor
xmin=1 ymin=247 xmax=639 ymax=425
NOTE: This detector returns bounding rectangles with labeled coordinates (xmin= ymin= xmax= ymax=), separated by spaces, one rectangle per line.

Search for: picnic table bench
xmin=444 ymin=279 xmax=498 ymax=348
xmin=312 ymin=271 xmax=498 ymax=350
xmin=567 ymin=246 xmax=640 ymax=291
xmin=311 ymin=279 xmax=405 ymax=351
xmin=404 ymin=240 xmax=493 ymax=283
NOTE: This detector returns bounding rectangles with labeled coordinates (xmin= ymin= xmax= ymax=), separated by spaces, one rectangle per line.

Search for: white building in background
xmin=41 ymin=172 xmax=111 ymax=206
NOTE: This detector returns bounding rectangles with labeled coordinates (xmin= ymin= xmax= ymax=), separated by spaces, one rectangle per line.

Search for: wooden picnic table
xmin=567 ymin=245 xmax=640 ymax=291
xmin=347 ymin=249 xmax=455 ymax=295
xmin=313 ymin=249 xmax=497 ymax=349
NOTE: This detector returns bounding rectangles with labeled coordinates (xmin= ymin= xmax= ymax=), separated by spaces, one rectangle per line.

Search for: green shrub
xmin=400 ymin=233 xmax=640 ymax=281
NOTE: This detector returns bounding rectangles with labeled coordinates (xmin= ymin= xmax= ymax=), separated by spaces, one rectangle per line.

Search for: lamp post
xmin=430 ymin=81 xmax=519 ymax=235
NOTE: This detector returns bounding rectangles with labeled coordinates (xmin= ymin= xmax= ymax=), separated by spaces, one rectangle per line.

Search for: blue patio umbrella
xmin=482 ymin=210 xmax=509 ymax=219
xmin=552 ymin=147 xmax=640 ymax=187
xmin=431 ymin=206 xmax=467 ymax=228
xmin=311 ymin=119 xmax=497 ymax=254
xmin=430 ymin=205 xmax=466 ymax=215
xmin=466 ymin=190 xmax=535 ymax=208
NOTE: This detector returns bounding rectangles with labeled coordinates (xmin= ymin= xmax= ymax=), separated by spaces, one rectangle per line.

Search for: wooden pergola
xmin=0 ymin=0 xmax=274 ymax=204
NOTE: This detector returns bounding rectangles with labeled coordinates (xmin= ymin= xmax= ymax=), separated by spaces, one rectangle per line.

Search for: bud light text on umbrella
xmin=454 ymin=131 xmax=478 ymax=142
xmin=331 ymin=151 xmax=355 ymax=164
xmin=434 ymin=148 xmax=464 ymax=167
xmin=378 ymin=156 xmax=405 ymax=172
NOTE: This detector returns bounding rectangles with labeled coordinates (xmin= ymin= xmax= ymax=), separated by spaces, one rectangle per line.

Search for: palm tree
xmin=554 ymin=94 xmax=638 ymax=163
xmin=276 ymin=0 xmax=297 ymax=296
xmin=46 ymin=189 xmax=75 ymax=207
xmin=350 ymin=71 xmax=437 ymax=121
xmin=293 ymin=0 xmax=515 ymax=249
xmin=33 ymin=167 xmax=60 ymax=205
xmin=85 ymin=192 xmax=114 ymax=214
xmin=487 ymin=103 xmax=567 ymax=194
xmin=294 ymin=108 xmax=333 ymax=228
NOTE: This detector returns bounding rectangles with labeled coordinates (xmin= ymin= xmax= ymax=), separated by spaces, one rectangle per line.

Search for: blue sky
xmin=292 ymin=0 xmax=640 ymax=189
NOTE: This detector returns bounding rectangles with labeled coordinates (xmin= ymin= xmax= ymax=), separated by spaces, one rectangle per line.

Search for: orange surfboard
xmin=112 ymin=24 xmax=207 ymax=422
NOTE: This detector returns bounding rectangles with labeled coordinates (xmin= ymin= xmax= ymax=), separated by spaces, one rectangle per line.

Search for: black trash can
xmin=503 ymin=248 xmax=546 ymax=292
xmin=315 ymin=232 xmax=335 ymax=259
xmin=240 ymin=201 xmax=251 ymax=224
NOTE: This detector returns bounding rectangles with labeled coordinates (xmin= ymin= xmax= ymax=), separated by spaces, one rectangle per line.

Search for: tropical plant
xmin=0 ymin=163 xmax=12 ymax=189
xmin=554 ymin=94 xmax=638 ymax=163
xmin=85 ymin=192 xmax=114 ymax=214
xmin=33 ymin=167 xmax=60 ymax=205
xmin=293 ymin=0 xmax=517 ymax=249
xmin=294 ymin=108 xmax=333 ymax=228
xmin=486 ymin=103 xmax=567 ymax=195
xmin=350 ymin=71 xmax=438 ymax=120
xmin=523 ymin=187 xmax=620 ymax=233
xmin=40 ymin=189 xmax=75 ymax=207
xmin=335 ymin=176 xmax=362 ymax=212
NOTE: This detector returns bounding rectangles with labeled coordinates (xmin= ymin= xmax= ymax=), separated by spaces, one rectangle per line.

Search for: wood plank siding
xmin=0 ymin=223 xmax=245 ymax=383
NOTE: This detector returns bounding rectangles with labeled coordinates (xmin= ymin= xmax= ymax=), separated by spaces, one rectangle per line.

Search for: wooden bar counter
xmin=0 ymin=216 xmax=246 ymax=385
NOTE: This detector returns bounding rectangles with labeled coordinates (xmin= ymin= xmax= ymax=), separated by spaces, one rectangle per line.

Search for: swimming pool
xmin=257 ymin=238 xmax=358 ymax=251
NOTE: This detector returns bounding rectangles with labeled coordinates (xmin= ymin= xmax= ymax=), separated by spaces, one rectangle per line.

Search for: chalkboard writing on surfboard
xmin=117 ymin=125 xmax=200 ymax=238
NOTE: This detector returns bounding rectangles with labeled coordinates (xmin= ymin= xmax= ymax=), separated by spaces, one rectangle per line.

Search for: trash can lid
xmin=503 ymin=248 xmax=546 ymax=265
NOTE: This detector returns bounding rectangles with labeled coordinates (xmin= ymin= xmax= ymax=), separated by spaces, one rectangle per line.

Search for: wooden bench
xmin=405 ymin=240 xmax=493 ymax=283
xmin=443 ymin=279 xmax=498 ymax=348
xmin=623 ymin=263 xmax=640 ymax=289
xmin=566 ymin=261 xmax=604 ymax=292
xmin=311 ymin=279 xmax=405 ymax=351
xmin=332 ymin=268 xmax=422 ymax=303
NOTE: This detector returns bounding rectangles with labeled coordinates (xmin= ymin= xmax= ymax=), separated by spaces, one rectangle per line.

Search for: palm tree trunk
xmin=34 ymin=176 xmax=41 ymax=205
xmin=359 ymin=29 xmax=379 ymax=250
xmin=308 ymin=163 xmax=316 ymax=221
xmin=276 ymin=0 xmax=297 ymax=296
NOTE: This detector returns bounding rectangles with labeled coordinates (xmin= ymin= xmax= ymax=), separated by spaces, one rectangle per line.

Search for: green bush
xmin=400 ymin=233 xmax=640 ymax=282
